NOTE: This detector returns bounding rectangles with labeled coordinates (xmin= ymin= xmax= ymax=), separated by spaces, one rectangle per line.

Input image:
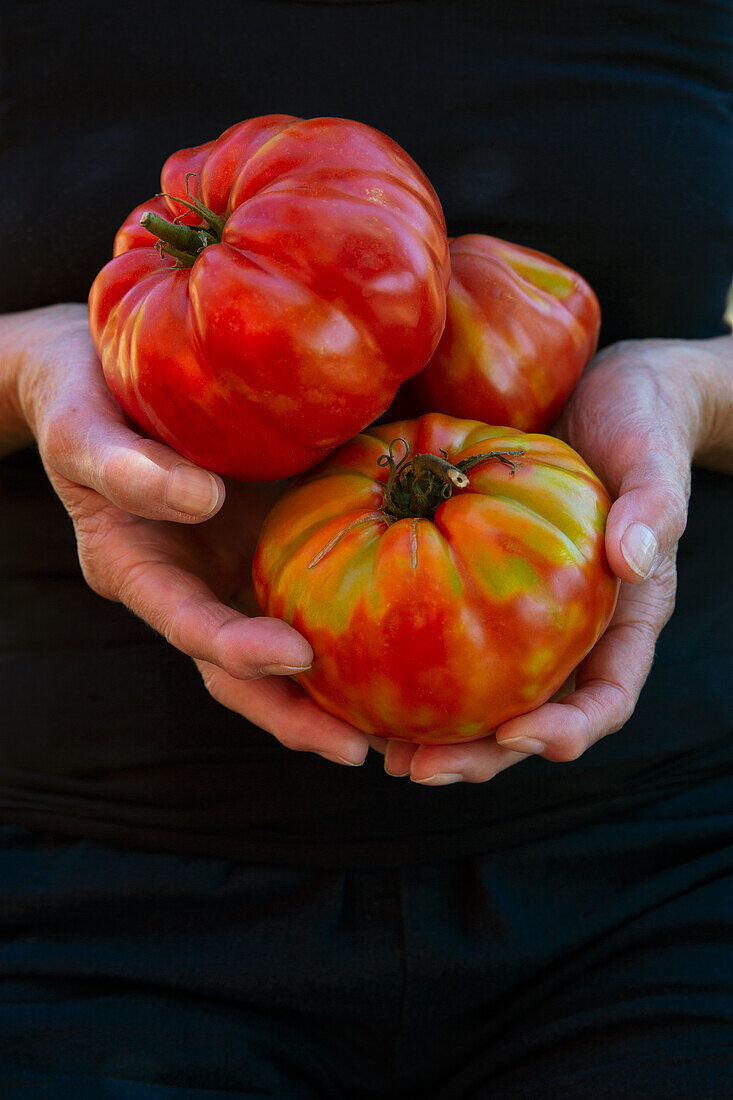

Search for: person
xmin=1 ymin=0 xmax=731 ymax=1096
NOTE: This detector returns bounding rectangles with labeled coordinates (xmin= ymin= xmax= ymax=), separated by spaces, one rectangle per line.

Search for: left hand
xmin=375 ymin=334 xmax=733 ymax=784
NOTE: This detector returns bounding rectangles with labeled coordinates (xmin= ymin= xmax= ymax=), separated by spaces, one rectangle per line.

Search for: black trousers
xmin=1 ymin=775 xmax=732 ymax=1100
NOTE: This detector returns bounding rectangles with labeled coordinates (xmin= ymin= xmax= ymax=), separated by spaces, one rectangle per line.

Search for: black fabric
xmin=1 ymin=778 xmax=733 ymax=1097
xmin=2 ymin=0 xmax=731 ymax=344
xmin=1 ymin=0 xmax=732 ymax=867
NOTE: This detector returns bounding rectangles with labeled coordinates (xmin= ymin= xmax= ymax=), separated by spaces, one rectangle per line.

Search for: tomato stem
xmin=380 ymin=439 xmax=525 ymax=520
xmin=140 ymin=176 xmax=225 ymax=267
xmin=157 ymin=190 xmax=226 ymax=239
xmin=140 ymin=212 xmax=207 ymax=266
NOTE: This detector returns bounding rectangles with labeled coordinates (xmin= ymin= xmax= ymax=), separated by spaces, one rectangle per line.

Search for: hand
xmin=374 ymin=335 xmax=733 ymax=784
xmin=9 ymin=303 xmax=371 ymax=767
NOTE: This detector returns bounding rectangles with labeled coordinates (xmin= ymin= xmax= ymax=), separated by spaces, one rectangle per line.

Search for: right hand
xmin=6 ymin=303 xmax=370 ymax=767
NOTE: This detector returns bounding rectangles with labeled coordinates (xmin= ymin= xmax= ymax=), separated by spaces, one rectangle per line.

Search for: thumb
xmin=41 ymin=397 xmax=226 ymax=525
xmin=604 ymin=452 xmax=691 ymax=584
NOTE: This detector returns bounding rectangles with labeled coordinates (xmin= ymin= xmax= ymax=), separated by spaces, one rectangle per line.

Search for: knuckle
xmin=549 ymin=735 xmax=586 ymax=763
xmin=84 ymin=433 xmax=164 ymax=513
xmin=128 ymin=436 xmax=168 ymax=464
xmin=95 ymin=447 xmax=127 ymax=497
xmin=607 ymin=709 xmax=633 ymax=736
xmin=656 ymin=480 xmax=690 ymax=531
xmin=38 ymin=401 xmax=87 ymax=468
xmin=116 ymin=560 xmax=186 ymax=643
xmin=95 ymin=444 xmax=149 ymax=505
xmin=275 ymin=723 xmax=313 ymax=754
xmin=659 ymin=592 xmax=677 ymax=630
xmin=547 ymin=680 xmax=638 ymax=762
xmin=599 ymin=681 xmax=636 ymax=733
xmin=210 ymin=617 xmax=260 ymax=680
xmin=617 ymin=616 xmax=659 ymax=657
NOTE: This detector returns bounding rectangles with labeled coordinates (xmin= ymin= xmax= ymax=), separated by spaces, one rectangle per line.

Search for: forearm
xmin=0 ymin=303 xmax=89 ymax=458
xmin=0 ymin=309 xmax=36 ymax=456
xmin=692 ymin=334 xmax=733 ymax=473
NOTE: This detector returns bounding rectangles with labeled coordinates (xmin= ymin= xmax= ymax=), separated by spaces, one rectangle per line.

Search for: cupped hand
xmin=11 ymin=303 xmax=370 ymax=767
xmin=377 ymin=335 xmax=731 ymax=784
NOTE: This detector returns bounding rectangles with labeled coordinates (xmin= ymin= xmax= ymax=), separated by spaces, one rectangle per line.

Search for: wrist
xmin=0 ymin=310 xmax=37 ymax=457
xmin=0 ymin=303 xmax=88 ymax=458
xmin=688 ymin=334 xmax=733 ymax=472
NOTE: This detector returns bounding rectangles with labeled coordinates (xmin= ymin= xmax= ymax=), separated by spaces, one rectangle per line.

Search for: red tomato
xmin=88 ymin=115 xmax=449 ymax=480
xmin=253 ymin=414 xmax=619 ymax=744
xmin=401 ymin=235 xmax=600 ymax=432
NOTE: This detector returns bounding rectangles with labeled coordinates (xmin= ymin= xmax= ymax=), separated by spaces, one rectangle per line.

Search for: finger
xmin=496 ymin=564 xmax=675 ymax=761
xmin=596 ymin=425 xmax=691 ymax=583
xmin=39 ymin=366 xmax=225 ymax=523
xmin=365 ymin=734 xmax=390 ymax=756
xmin=606 ymin=474 xmax=689 ymax=584
xmin=383 ymin=739 xmax=419 ymax=776
xmin=381 ymin=673 xmax=577 ymax=784
xmin=406 ymin=737 xmax=527 ymax=785
xmin=80 ymin=528 xmax=313 ymax=678
xmin=197 ymin=662 xmax=370 ymax=766
xmin=125 ymin=569 xmax=313 ymax=679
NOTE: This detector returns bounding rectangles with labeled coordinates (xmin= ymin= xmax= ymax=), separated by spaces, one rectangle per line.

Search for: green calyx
xmin=379 ymin=438 xmax=524 ymax=520
xmin=140 ymin=173 xmax=225 ymax=267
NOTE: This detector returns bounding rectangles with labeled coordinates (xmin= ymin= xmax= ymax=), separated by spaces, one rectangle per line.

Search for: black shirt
xmin=1 ymin=0 xmax=731 ymax=865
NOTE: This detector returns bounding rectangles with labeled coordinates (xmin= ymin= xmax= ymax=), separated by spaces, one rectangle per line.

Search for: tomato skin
xmin=253 ymin=414 xmax=619 ymax=744
xmin=400 ymin=235 xmax=600 ymax=432
xmin=88 ymin=115 xmax=449 ymax=480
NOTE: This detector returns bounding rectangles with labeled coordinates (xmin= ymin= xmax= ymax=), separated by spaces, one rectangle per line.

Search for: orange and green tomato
xmin=253 ymin=414 xmax=619 ymax=745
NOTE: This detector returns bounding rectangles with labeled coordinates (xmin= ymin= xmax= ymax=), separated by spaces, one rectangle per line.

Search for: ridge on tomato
xmin=88 ymin=115 xmax=450 ymax=480
xmin=253 ymin=413 xmax=619 ymax=745
xmin=400 ymin=235 xmax=600 ymax=432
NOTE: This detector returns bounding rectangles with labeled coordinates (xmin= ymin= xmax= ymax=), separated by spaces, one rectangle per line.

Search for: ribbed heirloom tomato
xmin=253 ymin=414 xmax=620 ymax=744
xmin=88 ymin=115 xmax=449 ymax=480
xmin=402 ymin=235 xmax=600 ymax=432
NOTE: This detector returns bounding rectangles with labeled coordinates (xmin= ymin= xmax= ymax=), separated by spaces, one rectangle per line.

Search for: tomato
xmin=253 ymin=414 xmax=619 ymax=744
xmin=400 ymin=235 xmax=600 ymax=432
xmin=88 ymin=115 xmax=449 ymax=480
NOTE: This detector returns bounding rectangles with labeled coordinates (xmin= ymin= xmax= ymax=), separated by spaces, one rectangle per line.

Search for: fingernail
xmin=384 ymin=764 xmax=410 ymax=777
xmin=165 ymin=464 xmax=220 ymax=517
xmin=620 ymin=522 xmax=658 ymax=578
xmin=260 ymin=663 xmax=312 ymax=676
xmin=498 ymin=737 xmax=546 ymax=755
xmin=319 ymin=750 xmax=365 ymax=766
xmin=412 ymin=773 xmax=463 ymax=786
